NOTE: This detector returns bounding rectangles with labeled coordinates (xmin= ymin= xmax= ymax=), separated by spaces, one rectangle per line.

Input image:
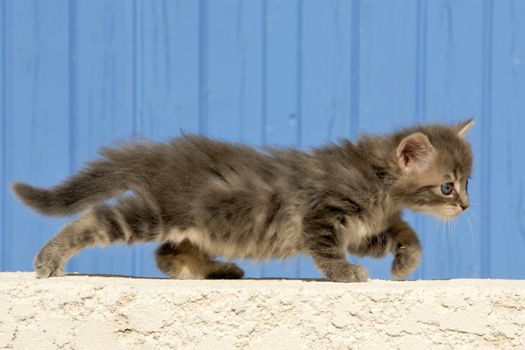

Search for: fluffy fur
xmin=12 ymin=119 xmax=474 ymax=282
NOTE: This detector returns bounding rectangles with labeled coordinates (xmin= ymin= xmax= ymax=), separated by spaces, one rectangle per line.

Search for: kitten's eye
xmin=440 ymin=183 xmax=454 ymax=195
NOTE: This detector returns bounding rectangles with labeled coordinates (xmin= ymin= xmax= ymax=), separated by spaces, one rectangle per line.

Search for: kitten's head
xmin=394 ymin=119 xmax=474 ymax=220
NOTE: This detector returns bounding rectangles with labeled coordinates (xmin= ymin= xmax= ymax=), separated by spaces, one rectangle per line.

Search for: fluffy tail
xmin=12 ymin=149 xmax=138 ymax=216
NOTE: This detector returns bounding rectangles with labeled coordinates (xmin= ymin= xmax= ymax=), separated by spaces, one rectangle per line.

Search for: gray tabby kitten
xmin=12 ymin=119 xmax=474 ymax=282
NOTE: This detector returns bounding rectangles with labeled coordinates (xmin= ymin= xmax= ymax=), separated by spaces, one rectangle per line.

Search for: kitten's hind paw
xmin=34 ymin=254 xmax=65 ymax=278
xmin=206 ymin=262 xmax=245 ymax=279
xmin=34 ymin=264 xmax=65 ymax=278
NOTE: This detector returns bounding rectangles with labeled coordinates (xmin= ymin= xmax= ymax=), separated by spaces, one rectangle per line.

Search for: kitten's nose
xmin=460 ymin=202 xmax=469 ymax=210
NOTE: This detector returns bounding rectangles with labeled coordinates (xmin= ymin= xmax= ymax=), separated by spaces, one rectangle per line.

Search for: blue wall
xmin=1 ymin=0 xmax=524 ymax=280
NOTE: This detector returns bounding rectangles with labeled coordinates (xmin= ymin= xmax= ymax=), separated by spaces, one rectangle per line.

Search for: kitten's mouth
xmin=438 ymin=213 xmax=460 ymax=221
xmin=411 ymin=205 xmax=463 ymax=221
xmin=437 ymin=207 xmax=463 ymax=221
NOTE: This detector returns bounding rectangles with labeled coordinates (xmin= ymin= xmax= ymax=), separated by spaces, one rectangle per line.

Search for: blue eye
xmin=440 ymin=183 xmax=454 ymax=195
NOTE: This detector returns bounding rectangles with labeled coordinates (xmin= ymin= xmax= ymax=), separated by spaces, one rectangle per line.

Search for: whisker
xmin=446 ymin=220 xmax=452 ymax=242
xmin=440 ymin=220 xmax=445 ymax=237
xmin=467 ymin=216 xmax=475 ymax=243
xmin=451 ymin=218 xmax=458 ymax=260
xmin=465 ymin=209 xmax=492 ymax=232
xmin=450 ymin=218 xmax=456 ymax=243
xmin=468 ymin=210 xmax=480 ymax=222
xmin=444 ymin=219 xmax=450 ymax=248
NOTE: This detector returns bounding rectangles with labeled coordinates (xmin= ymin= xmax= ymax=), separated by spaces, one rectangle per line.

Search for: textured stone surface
xmin=1 ymin=273 xmax=524 ymax=349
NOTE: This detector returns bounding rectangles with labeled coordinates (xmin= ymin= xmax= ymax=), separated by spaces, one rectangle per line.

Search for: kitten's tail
xmin=12 ymin=145 xmax=146 ymax=216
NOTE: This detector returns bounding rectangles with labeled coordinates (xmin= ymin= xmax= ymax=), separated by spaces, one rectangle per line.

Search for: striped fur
xmin=13 ymin=120 xmax=473 ymax=281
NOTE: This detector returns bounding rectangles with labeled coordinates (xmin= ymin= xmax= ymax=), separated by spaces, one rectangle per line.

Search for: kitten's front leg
xmin=389 ymin=218 xmax=422 ymax=280
xmin=304 ymin=222 xmax=368 ymax=282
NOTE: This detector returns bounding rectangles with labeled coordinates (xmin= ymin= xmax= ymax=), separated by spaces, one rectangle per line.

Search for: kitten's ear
xmin=455 ymin=118 xmax=475 ymax=138
xmin=396 ymin=132 xmax=435 ymax=173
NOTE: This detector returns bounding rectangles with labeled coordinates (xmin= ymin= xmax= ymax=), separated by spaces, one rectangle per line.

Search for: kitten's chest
xmin=342 ymin=208 xmax=392 ymax=247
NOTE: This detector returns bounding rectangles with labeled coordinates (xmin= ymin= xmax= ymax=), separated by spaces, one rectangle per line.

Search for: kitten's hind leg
xmin=35 ymin=197 xmax=160 ymax=278
xmin=155 ymin=240 xmax=244 ymax=280
xmin=205 ymin=262 xmax=245 ymax=279
xmin=34 ymin=206 xmax=119 ymax=278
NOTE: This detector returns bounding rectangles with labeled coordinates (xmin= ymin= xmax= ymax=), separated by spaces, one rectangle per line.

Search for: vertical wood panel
xmin=489 ymin=0 xmax=525 ymax=278
xmin=237 ymin=1 xmax=265 ymax=145
xmin=198 ymin=0 xmax=209 ymax=136
xmin=140 ymin=0 xmax=200 ymax=139
xmin=299 ymin=0 xmax=353 ymax=278
xmin=357 ymin=0 xmax=418 ymax=280
xmin=67 ymin=0 xmax=135 ymax=275
xmin=302 ymin=0 xmax=352 ymax=147
xmin=1 ymin=0 xmax=525 ymax=280
xmin=411 ymin=0 xmax=427 ymax=280
xmin=136 ymin=0 xmax=201 ymax=277
xmin=6 ymin=0 xmax=70 ymax=272
xmin=479 ymin=0 xmax=493 ymax=279
xmin=0 ymin=0 xmax=10 ymax=270
xmin=349 ymin=0 xmax=361 ymax=140
xmin=358 ymin=0 xmax=419 ymax=133
xmin=261 ymin=0 xmax=303 ymax=277
xmin=205 ymin=0 xmax=265 ymax=277
xmin=206 ymin=0 xmax=263 ymax=144
xmin=263 ymin=0 xmax=300 ymax=147
xmin=422 ymin=0 xmax=485 ymax=279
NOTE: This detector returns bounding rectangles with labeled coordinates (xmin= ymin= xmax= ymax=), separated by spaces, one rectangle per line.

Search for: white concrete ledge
xmin=1 ymin=273 xmax=524 ymax=349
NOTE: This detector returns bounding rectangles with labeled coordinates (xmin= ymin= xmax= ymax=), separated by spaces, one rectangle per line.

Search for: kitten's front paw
xmin=329 ymin=264 xmax=369 ymax=283
xmin=391 ymin=244 xmax=421 ymax=280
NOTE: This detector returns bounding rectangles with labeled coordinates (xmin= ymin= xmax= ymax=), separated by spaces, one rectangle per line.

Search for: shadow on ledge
xmin=64 ymin=272 xmax=328 ymax=282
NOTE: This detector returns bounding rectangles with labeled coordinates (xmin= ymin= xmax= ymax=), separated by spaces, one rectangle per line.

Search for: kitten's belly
xmin=166 ymin=218 xmax=302 ymax=261
xmin=166 ymin=214 xmax=388 ymax=260
xmin=166 ymin=227 xmax=247 ymax=259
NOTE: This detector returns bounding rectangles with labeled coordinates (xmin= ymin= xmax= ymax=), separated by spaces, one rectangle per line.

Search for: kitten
xmin=12 ymin=119 xmax=474 ymax=282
